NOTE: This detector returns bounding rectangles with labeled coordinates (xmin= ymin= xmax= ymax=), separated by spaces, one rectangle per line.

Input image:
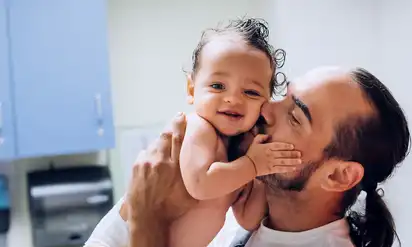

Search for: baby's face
xmin=188 ymin=37 xmax=273 ymax=136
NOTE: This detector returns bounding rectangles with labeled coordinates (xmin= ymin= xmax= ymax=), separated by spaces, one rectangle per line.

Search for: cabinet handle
xmin=0 ymin=102 xmax=3 ymax=144
xmin=0 ymin=102 xmax=3 ymax=131
xmin=94 ymin=94 xmax=104 ymax=136
xmin=95 ymin=94 xmax=103 ymax=119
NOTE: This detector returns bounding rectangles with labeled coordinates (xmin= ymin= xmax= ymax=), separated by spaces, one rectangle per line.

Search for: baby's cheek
xmin=246 ymin=102 xmax=264 ymax=123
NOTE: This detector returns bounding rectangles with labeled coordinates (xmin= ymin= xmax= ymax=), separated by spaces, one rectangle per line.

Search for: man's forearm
xmin=129 ymin=214 xmax=168 ymax=247
xmin=125 ymin=201 xmax=168 ymax=247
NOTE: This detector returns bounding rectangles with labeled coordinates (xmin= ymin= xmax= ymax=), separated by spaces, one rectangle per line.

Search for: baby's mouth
xmin=218 ymin=110 xmax=244 ymax=119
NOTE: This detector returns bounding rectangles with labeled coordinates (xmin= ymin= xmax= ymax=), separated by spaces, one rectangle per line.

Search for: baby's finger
xmin=271 ymin=165 xmax=298 ymax=174
xmin=271 ymin=158 xmax=302 ymax=166
xmin=157 ymin=131 xmax=173 ymax=159
xmin=270 ymin=150 xmax=301 ymax=158
xmin=268 ymin=142 xmax=294 ymax=151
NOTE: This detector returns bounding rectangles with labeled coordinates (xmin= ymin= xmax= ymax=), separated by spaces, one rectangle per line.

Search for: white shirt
xmin=84 ymin=198 xmax=129 ymax=247
xmin=245 ymin=218 xmax=354 ymax=247
xmin=84 ymin=198 xmax=239 ymax=247
xmin=84 ymin=199 xmax=354 ymax=247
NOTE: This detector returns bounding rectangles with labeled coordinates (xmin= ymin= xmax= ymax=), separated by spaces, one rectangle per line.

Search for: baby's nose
xmin=224 ymin=94 xmax=242 ymax=105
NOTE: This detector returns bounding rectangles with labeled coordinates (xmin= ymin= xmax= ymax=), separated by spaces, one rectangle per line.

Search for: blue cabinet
xmin=0 ymin=0 xmax=115 ymax=159
xmin=0 ymin=0 xmax=16 ymax=160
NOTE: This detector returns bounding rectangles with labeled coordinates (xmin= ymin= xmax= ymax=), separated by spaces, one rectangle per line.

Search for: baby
xmin=170 ymin=18 xmax=302 ymax=247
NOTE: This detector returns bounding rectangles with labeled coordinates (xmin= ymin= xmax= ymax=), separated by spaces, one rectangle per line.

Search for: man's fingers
xmin=131 ymin=150 xmax=150 ymax=187
xmin=171 ymin=112 xmax=186 ymax=163
xmin=146 ymin=137 xmax=159 ymax=155
xmin=157 ymin=130 xmax=172 ymax=159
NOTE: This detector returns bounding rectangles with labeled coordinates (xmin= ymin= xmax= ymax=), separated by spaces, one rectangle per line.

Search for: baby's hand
xmin=246 ymin=134 xmax=301 ymax=176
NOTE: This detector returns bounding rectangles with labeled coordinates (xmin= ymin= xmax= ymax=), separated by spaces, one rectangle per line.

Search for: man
xmin=85 ymin=67 xmax=410 ymax=247
xmin=232 ymin=67 xmax=410 ymax=247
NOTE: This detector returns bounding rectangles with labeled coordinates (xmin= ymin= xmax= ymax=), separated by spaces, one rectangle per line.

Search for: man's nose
xmin=261 ymin=101 xmax=276 ymax=125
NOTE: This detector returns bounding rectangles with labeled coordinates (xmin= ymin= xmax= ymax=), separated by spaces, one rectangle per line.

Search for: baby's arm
xmin=180 ymin=114 xmax=257 ymax=200
xmin=232 ymin=180 xmax=267 ymax=231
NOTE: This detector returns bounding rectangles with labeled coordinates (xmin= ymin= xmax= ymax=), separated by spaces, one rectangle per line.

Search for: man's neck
xmin=265 ymin=188 xmax=341 ymax=232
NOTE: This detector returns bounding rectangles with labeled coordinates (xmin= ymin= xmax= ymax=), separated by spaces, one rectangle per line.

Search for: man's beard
xmin=257 ymin=161 xmax=322 ymax=192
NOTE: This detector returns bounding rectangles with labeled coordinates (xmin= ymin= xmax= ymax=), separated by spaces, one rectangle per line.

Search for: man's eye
xmin=289 ymin=112 xmax=300 ymax=126
xmin=211 ymin=83 xmax=224 ymax=90
xmin=245 ymin=90 xmax=261 ymax=97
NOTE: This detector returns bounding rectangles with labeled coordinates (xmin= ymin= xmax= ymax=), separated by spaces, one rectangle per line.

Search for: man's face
xmin=259 ymin=67 xmax=374 ymax=191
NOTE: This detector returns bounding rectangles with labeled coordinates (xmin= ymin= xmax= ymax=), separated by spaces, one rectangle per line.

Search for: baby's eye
xmin=245 ymin=90 xmax=261 ymax=97
xmin=211 ymin=83 xmax=224 ymax=90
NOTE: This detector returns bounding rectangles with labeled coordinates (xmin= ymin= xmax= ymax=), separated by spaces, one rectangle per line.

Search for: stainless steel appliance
xmin=27 ymin=165 xmax=113 ymax=247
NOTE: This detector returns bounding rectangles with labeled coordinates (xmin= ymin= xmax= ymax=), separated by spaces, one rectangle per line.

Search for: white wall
xmin=380 ymin=1 xmax=412 ymax=247
xmin=269 ymin=0 xmax=381 ymax=78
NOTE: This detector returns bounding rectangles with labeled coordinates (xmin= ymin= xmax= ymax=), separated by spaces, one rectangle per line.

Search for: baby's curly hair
xmin=191 ymin=17 xmax=287 ymax=96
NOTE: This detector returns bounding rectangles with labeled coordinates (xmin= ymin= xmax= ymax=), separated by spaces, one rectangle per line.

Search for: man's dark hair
xmin=190 ymin=17 xmax=287 ymax=96
xmin=323 ymin=68 xmax=410 ymax=247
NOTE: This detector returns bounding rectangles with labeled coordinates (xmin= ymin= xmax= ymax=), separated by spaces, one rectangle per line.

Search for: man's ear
xmin=186 ymin=74 xmax=195 ymax=105
xmin=321 ymin=161 xmax=364 ymax=192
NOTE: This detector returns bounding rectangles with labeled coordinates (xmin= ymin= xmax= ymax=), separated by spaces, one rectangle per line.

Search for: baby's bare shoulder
xmin=186 ymin=112 xmax=207 ymax=124
xmin=185 ymin=113 xmax=215 ymax=135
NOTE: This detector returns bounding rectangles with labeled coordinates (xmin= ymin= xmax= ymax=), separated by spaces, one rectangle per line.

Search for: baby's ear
xmin=186 ymin=74 xmax=194 ymax=105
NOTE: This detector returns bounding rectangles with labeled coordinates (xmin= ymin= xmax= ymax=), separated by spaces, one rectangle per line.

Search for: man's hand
xmin=125 ymin=112 xmax=197 ymax=247
xmin=128 ymin=112 xmax=197 ymax=220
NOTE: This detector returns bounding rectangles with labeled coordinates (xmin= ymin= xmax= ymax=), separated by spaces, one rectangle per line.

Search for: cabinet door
xmin=8 ymin=0 xmax=114 ymax=158
xmin=0 ymin=0 xmax=16 ymax=160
